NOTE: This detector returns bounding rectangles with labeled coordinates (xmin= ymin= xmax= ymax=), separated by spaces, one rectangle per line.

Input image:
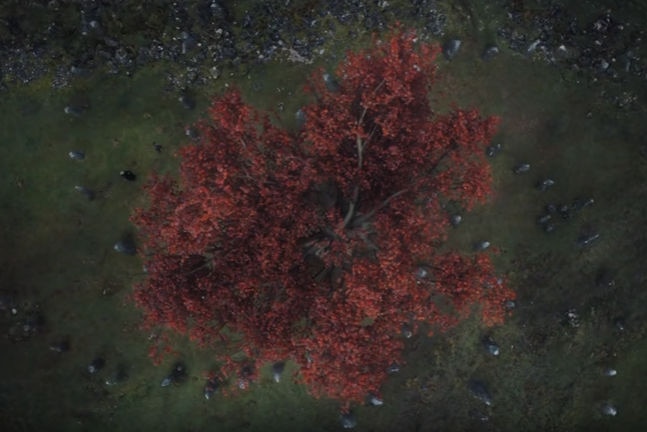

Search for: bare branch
xmin=342 ymin=186 xmax=360 ymax=228
xmin=355 ymin=188 xmax=409 ymax=225
xmin=373 ymin=78 xmax=386 ymax=94
xmin=356 ymin=107 xmax=368 ymax=170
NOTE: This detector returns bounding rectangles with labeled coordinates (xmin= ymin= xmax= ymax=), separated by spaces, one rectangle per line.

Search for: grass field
xmin=1 ymin=4 xmax=647 ymax=431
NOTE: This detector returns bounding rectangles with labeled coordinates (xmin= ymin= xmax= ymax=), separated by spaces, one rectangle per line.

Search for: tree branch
xmin=355 ymin=188 xmax=409 ymax=225
xmin=342 ymin=186 xmax=360 ymax=228
xmin=428 ymin=141 xmax=458 ymax=175
xmin=356 ymin=107 xmax=368 ymax=170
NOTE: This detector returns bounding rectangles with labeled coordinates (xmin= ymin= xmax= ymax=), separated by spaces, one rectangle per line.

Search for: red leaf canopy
xmin=132 ymin=30 xmax=514 ymax=405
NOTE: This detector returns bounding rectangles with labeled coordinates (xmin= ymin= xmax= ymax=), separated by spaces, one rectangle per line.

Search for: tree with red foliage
xmin=132 ymin=30 xmax=514 ymax=407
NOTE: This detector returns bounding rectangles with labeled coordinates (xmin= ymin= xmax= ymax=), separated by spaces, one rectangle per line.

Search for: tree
xmin=131 ymin=30 xmax=514 ymax=408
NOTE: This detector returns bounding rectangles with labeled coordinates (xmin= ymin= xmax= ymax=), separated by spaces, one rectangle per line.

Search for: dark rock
xmin=114 ymin=239 xmax=136 ymax=255
xmin=482 ymin=336 xmax=500 ymax=356
xmin=340 ymin=411 xmax=357 ymax=429
xmin=545 ymin=203 xmax=557 ymax=214
xmin=271 ymin=361 xmax=285 ymax=383
xmin=513 ymin=163 xmax=530 ymax=174
xmin=49 ymin=339 xmax=70 ymax=353
xmin=322 ymin=72 xmax=340 ymax=92
xmin=558 ymin=204 xmax=571 ymax=220
xmin=474 ymin=241 xmax=491 ymax=251
xmin=468 ymin=379 xmax=492 ymax=406
xmin=120 ymin=170 xmax=136 ymax=181
xmin=74 ymin=185 xmax=95 ymax=201
xmin=485 ymin=143 xmax=502 ymax=157
xmin=105 ymin=364 xmax=129 ymax=386
xmin=185 ymin=127 xmax=200 ymax=140
xmin=64 ymin=105 xmax=85 ymax=116
xmin=481 ymin=44 xmax=500 ymax=61
xmin=295 ymin=108 xmax=306 ymax=128
xmin=571 ymin=197 xmax=595 ymax=211
xmin=577 ymin=232 xmax=600 ymax=247
xmin=442 ymin=39 xmax=461 ymax=60
xmin=68 ymin=150 xmax=85 ymax=160
xmin=543 ymin=223 xmax=556 ymax=233
xmin=88 ymin=357 xmax=105 ymax=374
xmin=203 ymin=376 xmax=220 ymax=399
xmin=161 ymin=361 xmax=188 ymax=386
xmin=595 ymin=267 xmax=616 ymax=289
xmin=386 ymin=362 xmax=400 ymax=374
xmin=537 ymin=214 xmax=552 ymax=225
xmin=178 ymin=92 xmax=196 ymax=110
xmin=535 ymin=178 xmax=555 ymax=191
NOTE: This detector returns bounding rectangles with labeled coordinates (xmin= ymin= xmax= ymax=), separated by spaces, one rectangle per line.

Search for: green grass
xmin=1 ymin=7 xmax=647 ymax=432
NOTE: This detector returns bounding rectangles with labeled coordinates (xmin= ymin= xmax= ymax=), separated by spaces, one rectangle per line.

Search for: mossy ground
xmin=1 ymin=2 xmax=646 ymax=431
